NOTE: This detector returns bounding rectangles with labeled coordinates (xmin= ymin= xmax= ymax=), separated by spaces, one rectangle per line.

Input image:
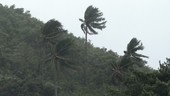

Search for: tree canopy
xmin=0 ymin=4 xmax=169 ymax=96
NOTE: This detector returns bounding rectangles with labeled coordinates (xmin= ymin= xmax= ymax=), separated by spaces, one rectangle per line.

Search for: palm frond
xmin=133 ymin=53 xmax=149 ymax=58
xmin=42 ymin=19 xmax=66 ymax=43
xmin=55 ymin=38 xmax=74 ymax=56
xmin=84 ymin=25 xmax=93 ymax=35
xmin=112 ymin=61 xmax=124 ymax=77
xmin=86 ymin=13 xmax=104 ymax=23
xmin=87 ymin=25 xmax=98 ymax=34
xmin=42 ymin=19 xmax=62 ymax=35
xmin=85 ymin=6 xmax=105 ymax=24
xmin=44 ymin=53 xmax=54 ymax=64
xmin=60 ymin=60 xmax=78 ymax=71
xmin=84 ymin=5 xmax=106 ymax=28
xmin=43 ymin=31 xmax=61 ymax=39
xmin=80 ymin=24 xmax=86 ymax=34
xmin=131 ymin=43 xmax=144 ymax=53
xmin=80 ymin=5 xmax=106 ymax=35
xmin=90 ymin=21 xmax=106 ymax=30
xmin=125 ymin=37 xmax=148 ymax=61
xmin=79 ymin=18 xmax=84 ymax=22
xmin=84 ymin=5 xmax=99 ymax=20
xmin=54 ymin=55 xmax=68 ymax=61
xmin=127 ymin=38 xmax=138 ymax=52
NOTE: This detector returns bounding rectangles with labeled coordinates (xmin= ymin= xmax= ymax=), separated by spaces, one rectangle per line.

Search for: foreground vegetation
xmin=0 ymin=4 xmax=170 ymax=96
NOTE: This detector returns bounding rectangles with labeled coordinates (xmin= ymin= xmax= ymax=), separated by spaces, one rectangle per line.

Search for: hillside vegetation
xmin=0 ymin=4 xmax=170 ymax=96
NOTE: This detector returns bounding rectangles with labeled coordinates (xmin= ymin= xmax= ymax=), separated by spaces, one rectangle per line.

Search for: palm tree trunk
xmin=55 ymin=60 xmax=60 ymax=96
xmin=55 ymin=84 xmax=58 ymax=96
xmin=82 ymin=32 xmax=88 ymax=85
xmin=85 ymin=31 xmax=87 ymax=63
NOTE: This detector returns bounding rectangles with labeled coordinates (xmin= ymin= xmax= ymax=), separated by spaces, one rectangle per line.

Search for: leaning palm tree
xmin=112 ymin=38 xmax=149 ymax=85
xmin=124 ymin=38 xmax=149 ymax=60
xmin=79 ymin=5 xmax=106 ymax=48
xmin=121 ymin=37 xmax=148 ymax=68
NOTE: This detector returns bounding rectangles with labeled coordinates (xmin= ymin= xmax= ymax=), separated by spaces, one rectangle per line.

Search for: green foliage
xmin=0 ymin=76 xmax=55 ymax=96
xmin=110 ymin=59 xmax=170 ymax=96
xmin=158 ymin=58 xmax=170 ymax=82
xmin=0 ymin=4 xmax=116 ymax=96
xmin=1 ymin=3 xmax=170 ymax=96
xmin=110 ymin=38 xmax=170 ymax=96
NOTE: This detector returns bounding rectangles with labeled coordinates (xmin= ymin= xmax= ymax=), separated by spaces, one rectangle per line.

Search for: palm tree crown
xmin=79 ymin=5 xmax=106 ymax=35
xmin=124 ymin=38 xmax=149 ymax=60
xmin=42 ymin=19 xmax=66 ymax=43
xmin=112 ymin=38 xmax=149 ymax=84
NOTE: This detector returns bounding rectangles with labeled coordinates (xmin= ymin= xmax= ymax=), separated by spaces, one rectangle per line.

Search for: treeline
xmin=0 ymin=4 xmax=169 ymax=96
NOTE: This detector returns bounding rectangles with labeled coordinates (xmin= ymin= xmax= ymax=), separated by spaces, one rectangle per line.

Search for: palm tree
xmin=38 ymin=19 xmax=66 ymax=75
xmin=79 ymin=6 xmax=106 ymax=85
xmin=124 ymin=38 xmax=148 ymax=60
xmin=45 ymin=38 xmax=74 ymax=96
xmin=41 ymin=19 xmax=75 ymax=96
xmin=121 ymin=38 xmax=148 ymax=68
xmin=79 ymin=5 xmax=106 ymax=49
xmin=112 ymin=38 xmax=148 ymax=85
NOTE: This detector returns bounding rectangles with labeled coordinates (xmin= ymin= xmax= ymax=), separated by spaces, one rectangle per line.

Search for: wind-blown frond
xmin=132 ymin=43 xmax=144 ymax=52
xmin=79 ymin=18 xmax=84 ymax=22
xmin=42 ymin=19 xmax=66 ymax=42
xmin=87 ymin=25 xmax=98 ymax=34
xmin=133 ymin=53 xmax=149 ymax=58
xmin=127 ymin=38 xmax=140 ymax=52
xmin=125 ymin=37 xmax=149 ymax=60
xmin=55 ymin=38 xmax=74 ymax=56
xmin=90 ymin=21 xmax=106 ymax=30
xmin=42 ymin=19 xmax=62 ymax=35
xmin=80 ymin=24 xmax=86 ymax=34
xmin=79 ymin=5 xmax=106 ymax=35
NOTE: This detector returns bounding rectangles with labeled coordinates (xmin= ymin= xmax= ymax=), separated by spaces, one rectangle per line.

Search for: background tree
xmin=42 ymin=19 xmax=75 ymax=96
xmin=158 ymin=58 xmax=170 ymax=82
xmin=42 ymin=19 xmax=67 ymax=44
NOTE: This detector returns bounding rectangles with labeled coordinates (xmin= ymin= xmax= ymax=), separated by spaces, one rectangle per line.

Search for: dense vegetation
xmin=0 ymin=4 xmax=170 ymax=96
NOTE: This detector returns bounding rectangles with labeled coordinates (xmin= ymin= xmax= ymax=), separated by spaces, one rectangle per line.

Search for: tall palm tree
xmin=79 ymin=6 xmax=106 ymax=85
xmin=79 ymin=5 xmax=106 ymax=48
xmin=41 ymin=19 xmax=75 ymax=96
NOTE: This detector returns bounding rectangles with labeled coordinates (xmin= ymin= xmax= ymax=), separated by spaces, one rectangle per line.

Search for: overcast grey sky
xmin=1 ymin=0 xmax=170 ymax=69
